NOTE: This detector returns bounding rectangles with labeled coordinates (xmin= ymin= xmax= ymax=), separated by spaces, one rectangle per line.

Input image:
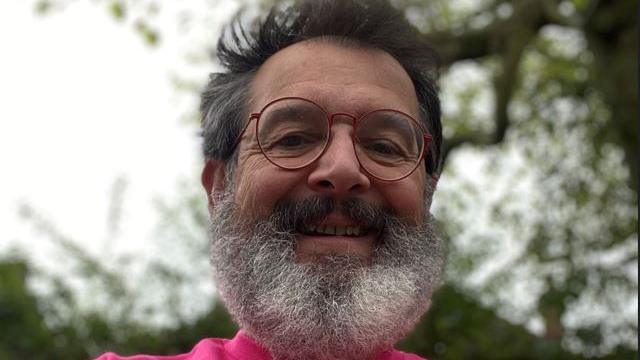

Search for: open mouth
xmin=294 ymin=217 xmax=383 ymax=259
xmin=299 ymin=223 xmax=369 ymax=237
xmin=297 ymin=217 xmax=384 ymax=238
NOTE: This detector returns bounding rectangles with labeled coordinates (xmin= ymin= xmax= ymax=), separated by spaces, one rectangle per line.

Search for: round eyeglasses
xmin=234 ymin=97 xmax=432 ymax=182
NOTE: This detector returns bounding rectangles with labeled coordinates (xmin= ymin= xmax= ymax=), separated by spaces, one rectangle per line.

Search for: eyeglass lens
xmin=256 ymin=98 xmax=424 ymax=181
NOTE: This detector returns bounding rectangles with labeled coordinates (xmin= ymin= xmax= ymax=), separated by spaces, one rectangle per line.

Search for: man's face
xmin=204 ymin=40 xmax=444 ymax=360
xmin=235 ymin=40 xmax=429 ymax=260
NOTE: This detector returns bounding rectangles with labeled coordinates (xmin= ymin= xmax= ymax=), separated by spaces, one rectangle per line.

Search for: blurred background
xmin=0 ymin=0 xmax=636 ymax=359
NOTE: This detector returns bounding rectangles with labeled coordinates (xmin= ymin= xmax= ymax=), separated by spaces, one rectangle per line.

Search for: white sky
xmin=0 ymin=1 xmax=233 ymax=260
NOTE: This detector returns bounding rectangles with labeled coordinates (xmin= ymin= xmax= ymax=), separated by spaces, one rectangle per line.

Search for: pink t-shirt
xmin=95 ymin=331 xmax=425 ymax=360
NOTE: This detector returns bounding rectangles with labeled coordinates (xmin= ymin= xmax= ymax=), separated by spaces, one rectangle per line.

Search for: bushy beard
xmin=209 ymin=187 xmax=444 ymax=360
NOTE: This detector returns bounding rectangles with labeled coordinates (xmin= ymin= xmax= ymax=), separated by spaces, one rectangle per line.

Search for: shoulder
xmin=93 ymin=338 xmax=229 ymax=360
xmin=403 ymin=354 xmax=427 ymax=360
xmin=386 ymin=348 xmax=427 ymax=360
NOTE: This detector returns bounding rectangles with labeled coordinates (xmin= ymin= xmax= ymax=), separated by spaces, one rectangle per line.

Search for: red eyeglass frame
xmin=233 ymin=96 xmax=435 ymax=182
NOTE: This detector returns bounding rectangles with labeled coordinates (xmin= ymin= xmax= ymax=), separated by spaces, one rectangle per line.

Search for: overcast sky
xmin=0 ymin=1 xmax=237 ymax=261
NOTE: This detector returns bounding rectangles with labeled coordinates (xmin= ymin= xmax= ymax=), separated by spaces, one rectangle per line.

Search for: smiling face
xmin=203 ymin=40 xmax=444 ymax=359
xmin=232 ymin=39 xmax=430 ymax=261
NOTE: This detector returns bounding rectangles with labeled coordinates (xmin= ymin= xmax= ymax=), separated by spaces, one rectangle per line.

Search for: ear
xmin=201 ymin=158 xmax=226 ymax=211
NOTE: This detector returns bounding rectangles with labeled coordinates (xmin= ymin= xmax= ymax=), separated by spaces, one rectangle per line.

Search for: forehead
xmin=249 ymin=40 xmax=419 ymax=117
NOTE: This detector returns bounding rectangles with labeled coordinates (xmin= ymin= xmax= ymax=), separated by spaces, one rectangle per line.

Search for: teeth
xmin=303 ymin=224 xmax=365 ymax=236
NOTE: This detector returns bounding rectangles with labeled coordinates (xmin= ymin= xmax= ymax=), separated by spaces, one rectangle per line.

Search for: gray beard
xmin=209 ymin=187 xmax=444 ymax=360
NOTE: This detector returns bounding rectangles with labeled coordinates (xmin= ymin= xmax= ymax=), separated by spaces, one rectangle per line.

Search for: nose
xmin=307 ymin=122 xmax=371 ymax=196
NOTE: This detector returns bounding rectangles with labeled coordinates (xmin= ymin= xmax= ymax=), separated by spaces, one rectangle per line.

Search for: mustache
xmin=268 ymin=196 xmax=393 ymax=233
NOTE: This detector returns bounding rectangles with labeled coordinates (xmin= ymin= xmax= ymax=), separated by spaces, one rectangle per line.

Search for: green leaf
xmin=34 ymin=0 xmax=51 ymax=15
xmin=135 ymin=20 xmax=160 ymax=46
xmin=108 ymin=1 xmax=126 ymax=21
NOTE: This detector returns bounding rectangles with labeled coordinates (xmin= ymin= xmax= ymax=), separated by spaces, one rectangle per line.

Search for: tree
xmin=402 ymin=0 xmax=637 ymax=354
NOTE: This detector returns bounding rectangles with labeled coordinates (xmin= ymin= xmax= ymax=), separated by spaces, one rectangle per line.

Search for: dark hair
xmin=200 ymin=0 xmax=442 ymax=175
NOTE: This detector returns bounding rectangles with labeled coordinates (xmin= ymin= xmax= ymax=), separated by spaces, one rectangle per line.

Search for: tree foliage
xmin=401 ymin=0 xmax=637 ymax=355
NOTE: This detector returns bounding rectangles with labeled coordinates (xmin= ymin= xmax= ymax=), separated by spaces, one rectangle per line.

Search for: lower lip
xmin=295 ymin=233 xmax=376 ymax=260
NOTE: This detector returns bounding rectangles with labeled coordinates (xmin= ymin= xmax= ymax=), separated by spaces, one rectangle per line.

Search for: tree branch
xmin=424 ymin=0 xmax=551 ymax=64
xmin=539 ymin=0 xmax=582 ymax=27
xmin=434 ymin=0 xmax=544 ymax=168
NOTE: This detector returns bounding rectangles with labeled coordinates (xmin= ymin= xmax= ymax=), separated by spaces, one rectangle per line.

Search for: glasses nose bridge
xmin=326 ymin=111 xmax=359 ymax=150
xmin=329 ymin=112 xmax=358 ymax=128
xmin=327 ymin=112 xmax=358 ymax=143
xmin=314 ymin=112 xmax=367 ymax=186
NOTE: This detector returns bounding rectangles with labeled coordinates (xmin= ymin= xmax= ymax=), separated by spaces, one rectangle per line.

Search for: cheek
xmin=234 ymin=156 xmax=305 ymax=219
xmin=381 ymin=173 xmax=426 ymax=223
xmin=389 ymin=188 xmax=424 ymax=222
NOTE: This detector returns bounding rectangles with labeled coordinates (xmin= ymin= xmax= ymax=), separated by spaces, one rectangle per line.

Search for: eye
xmin=370 ymin=142 xmax=397 ymax=155
xmin=275 ymin=134 xmax=310 ymax=148
xmin=363 ymin=139 xmax=404 ymax=157
xmin=264 ymin=131 xmax=325 ymax=157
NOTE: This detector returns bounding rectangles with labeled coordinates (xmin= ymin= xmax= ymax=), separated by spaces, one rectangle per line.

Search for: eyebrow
xmin=267 ymin=106 xmax=306 ymax=119
xmin=257 ymin=105 xmax=312 ymax=136
xmin=367 ymin=112 xmax=416 ymax=134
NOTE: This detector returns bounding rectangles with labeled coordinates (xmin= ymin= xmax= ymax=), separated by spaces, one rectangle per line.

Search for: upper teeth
xmin=304 ymin=224 xmax=364 ymax=236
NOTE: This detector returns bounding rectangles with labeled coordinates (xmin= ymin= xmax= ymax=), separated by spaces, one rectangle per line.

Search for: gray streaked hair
xmin=200 ymin=0 xmax=442 ymax=175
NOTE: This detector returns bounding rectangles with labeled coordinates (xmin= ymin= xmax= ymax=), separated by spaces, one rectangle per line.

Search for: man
xmin=98 ymin=0 xmax=444 ymax=359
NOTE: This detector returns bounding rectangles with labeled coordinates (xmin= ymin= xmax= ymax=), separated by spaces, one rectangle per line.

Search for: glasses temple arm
xmin=422 ymin=134 xmax=439 ymax=182
xmin=231 ymin=114 xmax=259 ymax=152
